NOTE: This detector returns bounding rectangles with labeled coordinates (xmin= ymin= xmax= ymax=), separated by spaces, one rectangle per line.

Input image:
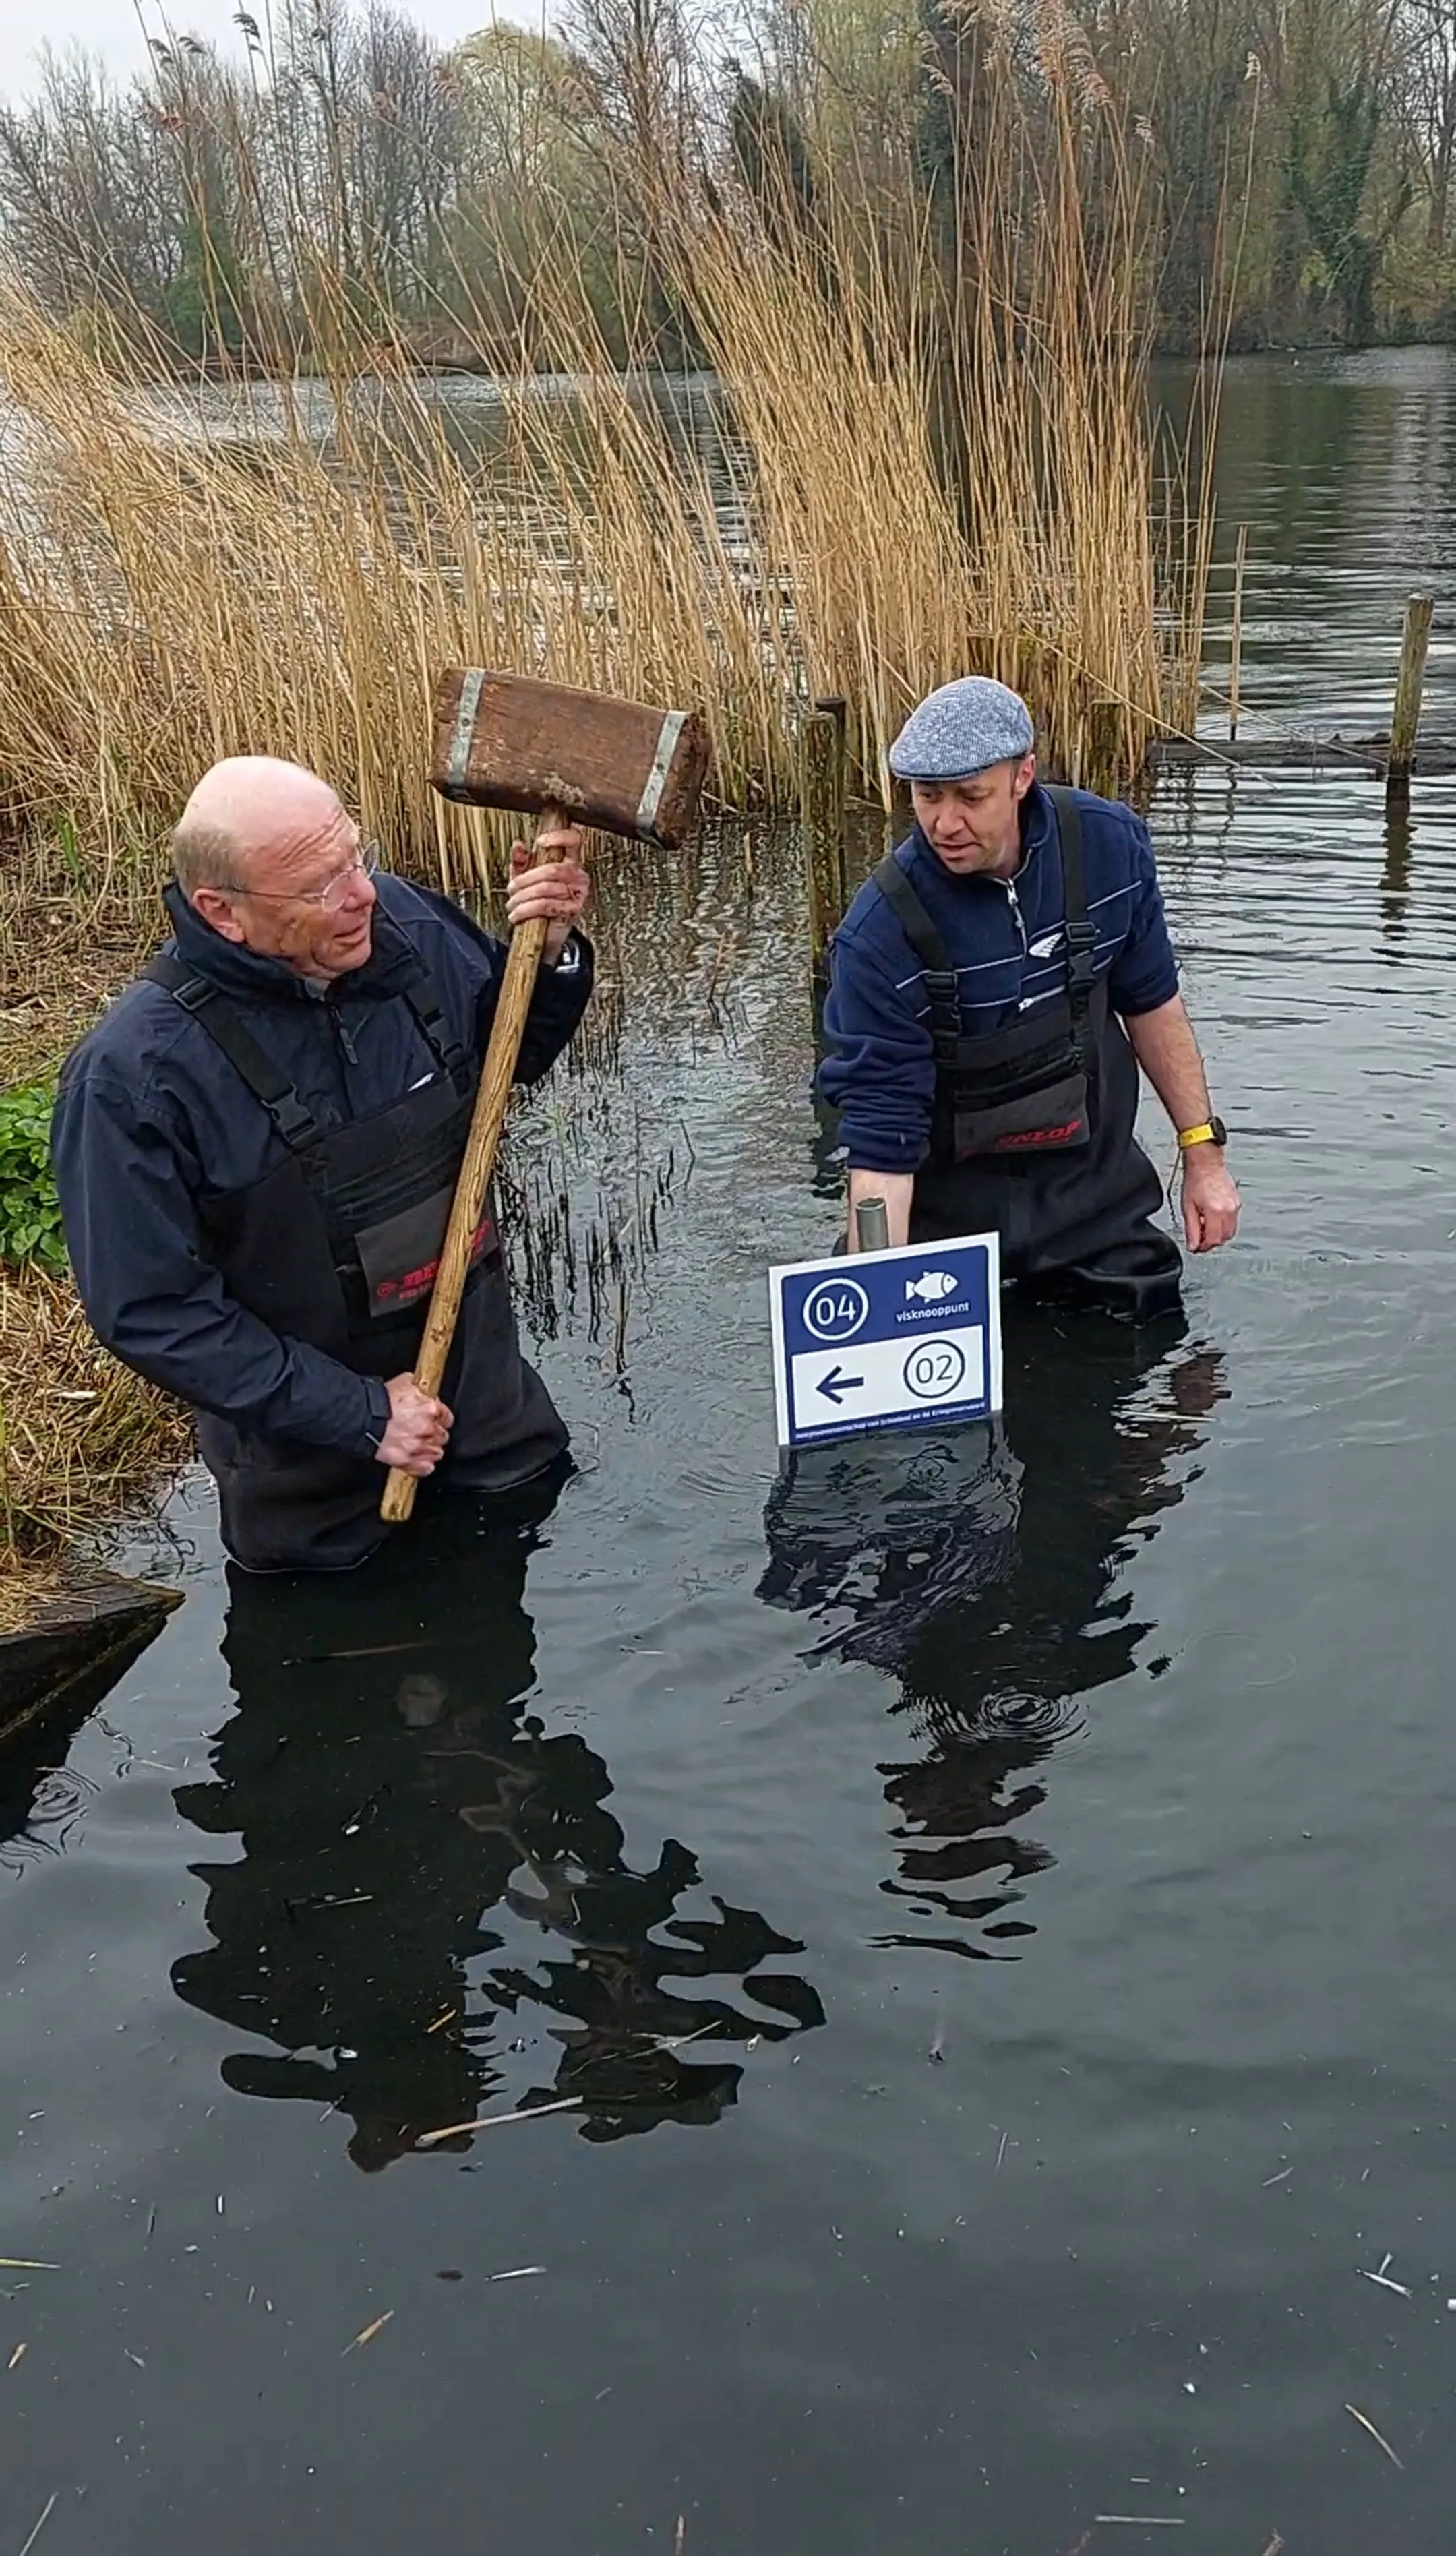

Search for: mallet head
xmin=431 ymin=669 xmax=710 ymax=849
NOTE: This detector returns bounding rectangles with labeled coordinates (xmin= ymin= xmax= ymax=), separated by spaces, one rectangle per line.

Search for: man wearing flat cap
xmin=820 ymin=678 xmax=1238 ymax=1314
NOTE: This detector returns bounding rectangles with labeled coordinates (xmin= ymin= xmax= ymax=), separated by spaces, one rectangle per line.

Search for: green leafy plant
xmin=0 ymin=1083 xmax=67 ymax=1277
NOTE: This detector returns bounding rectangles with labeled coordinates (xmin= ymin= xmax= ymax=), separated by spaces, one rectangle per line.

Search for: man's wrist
xmin=1176 ymin=1114 xmax=1227 ymax=1153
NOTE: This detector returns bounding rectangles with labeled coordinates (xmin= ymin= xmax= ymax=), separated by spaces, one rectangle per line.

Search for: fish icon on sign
xmin=905 ymin=1270 xmax=957 ymax=1303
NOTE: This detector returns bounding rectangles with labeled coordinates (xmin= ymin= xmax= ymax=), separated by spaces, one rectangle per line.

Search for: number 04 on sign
xmin=768 ymin=1232 xmax=1002 ymax=1449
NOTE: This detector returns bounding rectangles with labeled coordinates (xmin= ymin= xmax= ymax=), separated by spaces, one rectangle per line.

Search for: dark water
xmin=8 ymin=348 xmax=1456 ymax=2553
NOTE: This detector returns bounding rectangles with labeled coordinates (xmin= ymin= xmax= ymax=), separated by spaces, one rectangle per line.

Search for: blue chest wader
xmin=868 ymin=787 xmax=1182 ymax=1318
xmin=146 ymin=952 xmax=568 ymax=1573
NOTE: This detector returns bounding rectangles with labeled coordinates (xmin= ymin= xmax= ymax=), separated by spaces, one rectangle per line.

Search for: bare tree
xmin=1391 ymin=0 xmax=1456 ymax=248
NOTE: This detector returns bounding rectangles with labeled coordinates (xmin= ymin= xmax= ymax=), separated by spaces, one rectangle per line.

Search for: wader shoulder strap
xmin=398 ymin=966 xmax=471 ymax=1093
xmin=1041 ymin=785 xmax=1097 ymax=1045
xmin=870 ymin=851 xmax=961 ymax=1058
xmin=144 ymin=952 xmax=322 ymax=1153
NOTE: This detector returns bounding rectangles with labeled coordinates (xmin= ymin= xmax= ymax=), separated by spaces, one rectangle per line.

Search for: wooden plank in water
xmin=1150 ymin=733 xmax=1456 ymax=774
xmin=0 ymin=1564 xmax=181 ymax=1749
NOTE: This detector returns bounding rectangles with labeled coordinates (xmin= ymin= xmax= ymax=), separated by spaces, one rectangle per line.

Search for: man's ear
xmin=191 ymin=886 xmax=247 ymax=944
xmin=1012 ymin=752 xmax=1037 ymax=801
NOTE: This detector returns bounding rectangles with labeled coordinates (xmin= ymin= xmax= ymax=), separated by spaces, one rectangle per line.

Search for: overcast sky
xmin=0 ymin=0 xmax=545 ymax=106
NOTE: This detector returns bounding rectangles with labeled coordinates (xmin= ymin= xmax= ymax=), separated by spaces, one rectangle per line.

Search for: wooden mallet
xmin=378 ymin=668 xmax=710 ymax=1524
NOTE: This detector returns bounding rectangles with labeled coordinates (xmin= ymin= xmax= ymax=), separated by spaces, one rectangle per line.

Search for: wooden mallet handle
xmin=379 ymin=803 xmax=570 ymax=1525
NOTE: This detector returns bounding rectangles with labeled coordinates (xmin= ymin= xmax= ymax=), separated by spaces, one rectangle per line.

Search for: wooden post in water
xmin=1387 ymin=593 xmax=1434 ymax=800
xmin=801 ymin=702 xmax=848 ymax=975
xmin=813 ymin=695 xmax=849 ymax=850
xmin=1229 ymin=524 xmax=1248 ymax=741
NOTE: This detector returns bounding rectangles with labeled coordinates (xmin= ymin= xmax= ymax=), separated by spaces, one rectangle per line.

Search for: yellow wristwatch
xmin=1178 ymin=1116 xmax=1227 ymax=1150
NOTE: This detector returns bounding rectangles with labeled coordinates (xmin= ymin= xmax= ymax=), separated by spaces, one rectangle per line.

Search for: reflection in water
xmin=1380 ymin=789 xmax=1413 ymax=941
xmin=172 ymin=1474 xmax=822 ymax=2170
xmin=760 ymin=1305 xmax=1227 ymax=1959
xmin=0 ymin=1695 xmax=99 ymax=1877
xmin=0 ymin=1620 xmax=176 ymax=1877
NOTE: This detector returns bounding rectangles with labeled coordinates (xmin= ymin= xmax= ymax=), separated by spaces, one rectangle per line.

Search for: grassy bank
xmin=0 ymin=855 xmax=190 ymax=1568
xmin=0 ymin=1271 xmax=190 ymax=1565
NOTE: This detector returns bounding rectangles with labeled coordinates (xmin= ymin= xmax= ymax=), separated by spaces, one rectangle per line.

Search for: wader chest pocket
xmin=951 ymin=1059 xmax=1090 ymax=1157
xmin=355 ymin=1186 xmax=497 ymax=1316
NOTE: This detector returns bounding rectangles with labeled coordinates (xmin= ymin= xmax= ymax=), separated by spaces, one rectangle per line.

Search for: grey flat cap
xmin=890 ymin=677 xmax=1035 ymax=782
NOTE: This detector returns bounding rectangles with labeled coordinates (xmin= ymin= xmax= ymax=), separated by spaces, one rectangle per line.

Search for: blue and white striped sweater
xmin=819 ymin=779 xmax=1179 ymax=1175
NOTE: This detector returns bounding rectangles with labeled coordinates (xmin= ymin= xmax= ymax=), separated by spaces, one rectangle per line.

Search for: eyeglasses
xmin=220 ymin=843 xmax=381 ymax=911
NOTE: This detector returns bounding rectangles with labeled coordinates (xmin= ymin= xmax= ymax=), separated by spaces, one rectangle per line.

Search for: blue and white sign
xmin=768 ymin=1232 xmax=1002 ymax=1448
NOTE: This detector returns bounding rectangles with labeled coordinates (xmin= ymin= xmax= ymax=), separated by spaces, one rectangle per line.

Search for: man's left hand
xmin=1180 ymin=1147 xmax=1240 ymax=1252
xmin=508 ymin=830 xmax=590 ymax=967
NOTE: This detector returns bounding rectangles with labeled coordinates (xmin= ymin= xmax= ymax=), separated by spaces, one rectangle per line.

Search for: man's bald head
xmin=173 ymin=756 xmax=379 ymax=981
xmin=172 ymin=756 xmax=344 ymax=897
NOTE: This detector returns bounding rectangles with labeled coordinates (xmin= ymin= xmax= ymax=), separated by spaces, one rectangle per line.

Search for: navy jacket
xmin=53 ymin=874 xmax=593 ymax=1459
xmin=820 ymin=781 xmax=1179 ymax=1174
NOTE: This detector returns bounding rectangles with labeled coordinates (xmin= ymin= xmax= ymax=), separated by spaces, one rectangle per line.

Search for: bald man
xmin=52 ymin=758 xmax=593 ymax=1571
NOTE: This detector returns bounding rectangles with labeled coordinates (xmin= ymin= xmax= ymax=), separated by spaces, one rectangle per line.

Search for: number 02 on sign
xmin=768 ymin=1232 xmax=1002 ymax=1449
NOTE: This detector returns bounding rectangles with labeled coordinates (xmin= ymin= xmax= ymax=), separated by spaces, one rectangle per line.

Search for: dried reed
xmin=0 ymin=24 xmax=1214 ymax=905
